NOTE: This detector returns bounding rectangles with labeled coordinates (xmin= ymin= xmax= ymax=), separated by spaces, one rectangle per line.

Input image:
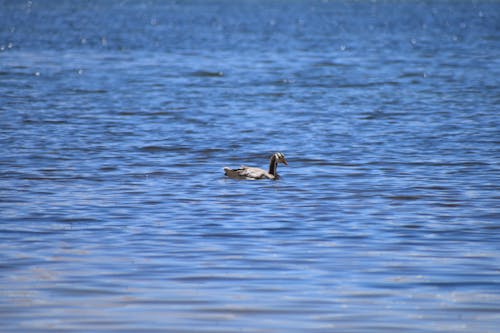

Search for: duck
xmin=223 ymin=152 xmax=288 ymax=180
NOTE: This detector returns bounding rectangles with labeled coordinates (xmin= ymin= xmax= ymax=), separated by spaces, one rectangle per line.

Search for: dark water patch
xmin=269 ymin=79 xmax=294 ymax=86
xmin=443 ymin=306 xmax=500 ymax=313
xmin=399 ymin=72 xmax=426 ymax=78
xmin=401 ymin=223 xmax=422 ymax=229
xmin=190 ymin=70 xmax=224 ymax=77
xmin=198 ymin=306 xmax=316 ymax=315
xmin=414 ymin=185 xmax=452 ymax=191
xmin=118 ymin=111 xmax=141 ymax=116
xmin=123 ymin=298 xmax=212 ymax=306
xmin=312 ymin=60 xmax=353 ymax=68
xmin=0 ymin=70 xmax=35 ymax=78
xmin=138 ymin=145 xmax=191 ymax=153
xmin=148 ymin=111 xmax=175 ymax=116
xmin=66 ymin=88 xmax=108 ymax=95
xmin=419 ymin=281 xmax=500 ymax=289
xmin=99 ymin=166 xmax=118 ymax=172
xmin=386 ymin=195 xmax=422 ymax=201
xmin=476 ymin=212 xmax=500 ymax=222
xmin=173 ymin=275 xmax=248 ymax=283
xmin=141 ymin=200 xmax=163 ymax=205
xmin=198 ymin=148 xmax=225 ymax=154
xmin=47 ymin=286 xmax=123 ymax=297
xmin=201 ymin=232 xmax=250 ymax=239
xmin=21 ymin=118 xmax=68 ymax=125
xmin=337 ymin=81 xmax=401 ymax=89
xmin=360 ymin=110 xmax=407 ymax=120
xmin=0 ymin=228 xmax=65 ymax=236
xmin=22 ymin=175 xmax=104 ymax=182
xmin=144 ymin=171 xmax=169 ymax=177
xmin=261 ymin=226 xmax=298 ymax=232
xmin=433 ymin=201 xmax=463 ymax=208
xmin=58 ymin=217 xmax=101 ymax=223
xmin=261 ymin=91 xmax=287 ymax=98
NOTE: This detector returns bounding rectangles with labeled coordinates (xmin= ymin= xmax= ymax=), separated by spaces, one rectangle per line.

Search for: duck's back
xmin=223 ymin=166 xmax=272 ymax=180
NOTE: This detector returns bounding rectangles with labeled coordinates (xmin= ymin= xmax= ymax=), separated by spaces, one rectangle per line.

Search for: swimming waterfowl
xmin=223 ymin=152 xmax=288 ymax=180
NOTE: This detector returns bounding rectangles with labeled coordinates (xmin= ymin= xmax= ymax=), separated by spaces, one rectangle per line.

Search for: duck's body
xmin=223 ymin=166 xmax=276 ymax=180
xmin=223 ymin=152 xmax=288 ymax=180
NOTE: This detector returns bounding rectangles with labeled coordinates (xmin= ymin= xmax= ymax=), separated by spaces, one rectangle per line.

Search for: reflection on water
xmin=1 ymin=0 xmax=499 ymax=332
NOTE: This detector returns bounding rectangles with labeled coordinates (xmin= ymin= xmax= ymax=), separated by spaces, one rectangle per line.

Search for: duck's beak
xmin=282 ymin=159 xmax=288 ymax=166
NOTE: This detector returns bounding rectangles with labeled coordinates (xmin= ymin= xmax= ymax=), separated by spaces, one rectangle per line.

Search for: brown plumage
xmin=223 ymin=152 xmax=288 ymax=180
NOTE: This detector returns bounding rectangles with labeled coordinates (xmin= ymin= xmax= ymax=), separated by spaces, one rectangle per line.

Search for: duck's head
xmin=274 ymin=152 xmax=288 ymax=165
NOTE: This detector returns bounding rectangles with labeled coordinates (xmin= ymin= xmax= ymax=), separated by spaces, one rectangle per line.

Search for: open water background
xmin=1 ymin=1 xmax=499 ymax=332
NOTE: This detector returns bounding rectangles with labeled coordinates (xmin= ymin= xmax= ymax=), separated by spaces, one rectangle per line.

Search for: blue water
xmin=1 ymin=1 xmax=499 ymax=332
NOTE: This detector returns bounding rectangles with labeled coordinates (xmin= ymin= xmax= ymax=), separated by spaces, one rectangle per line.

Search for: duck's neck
xmin=268 ymin=155 xmax=278 ymax=176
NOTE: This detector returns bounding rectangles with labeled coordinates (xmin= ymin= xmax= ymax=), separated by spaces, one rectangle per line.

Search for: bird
xmin=223 ymin=152 xmax=288 ymax=180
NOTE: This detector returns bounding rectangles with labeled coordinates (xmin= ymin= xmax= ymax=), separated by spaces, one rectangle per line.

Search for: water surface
xmin=1 ymin=1 xmax=499 ymax=332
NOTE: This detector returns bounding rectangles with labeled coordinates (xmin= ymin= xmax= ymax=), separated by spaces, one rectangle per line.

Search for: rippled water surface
xmin=1 ymin=1 xmax=499 ymax=332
